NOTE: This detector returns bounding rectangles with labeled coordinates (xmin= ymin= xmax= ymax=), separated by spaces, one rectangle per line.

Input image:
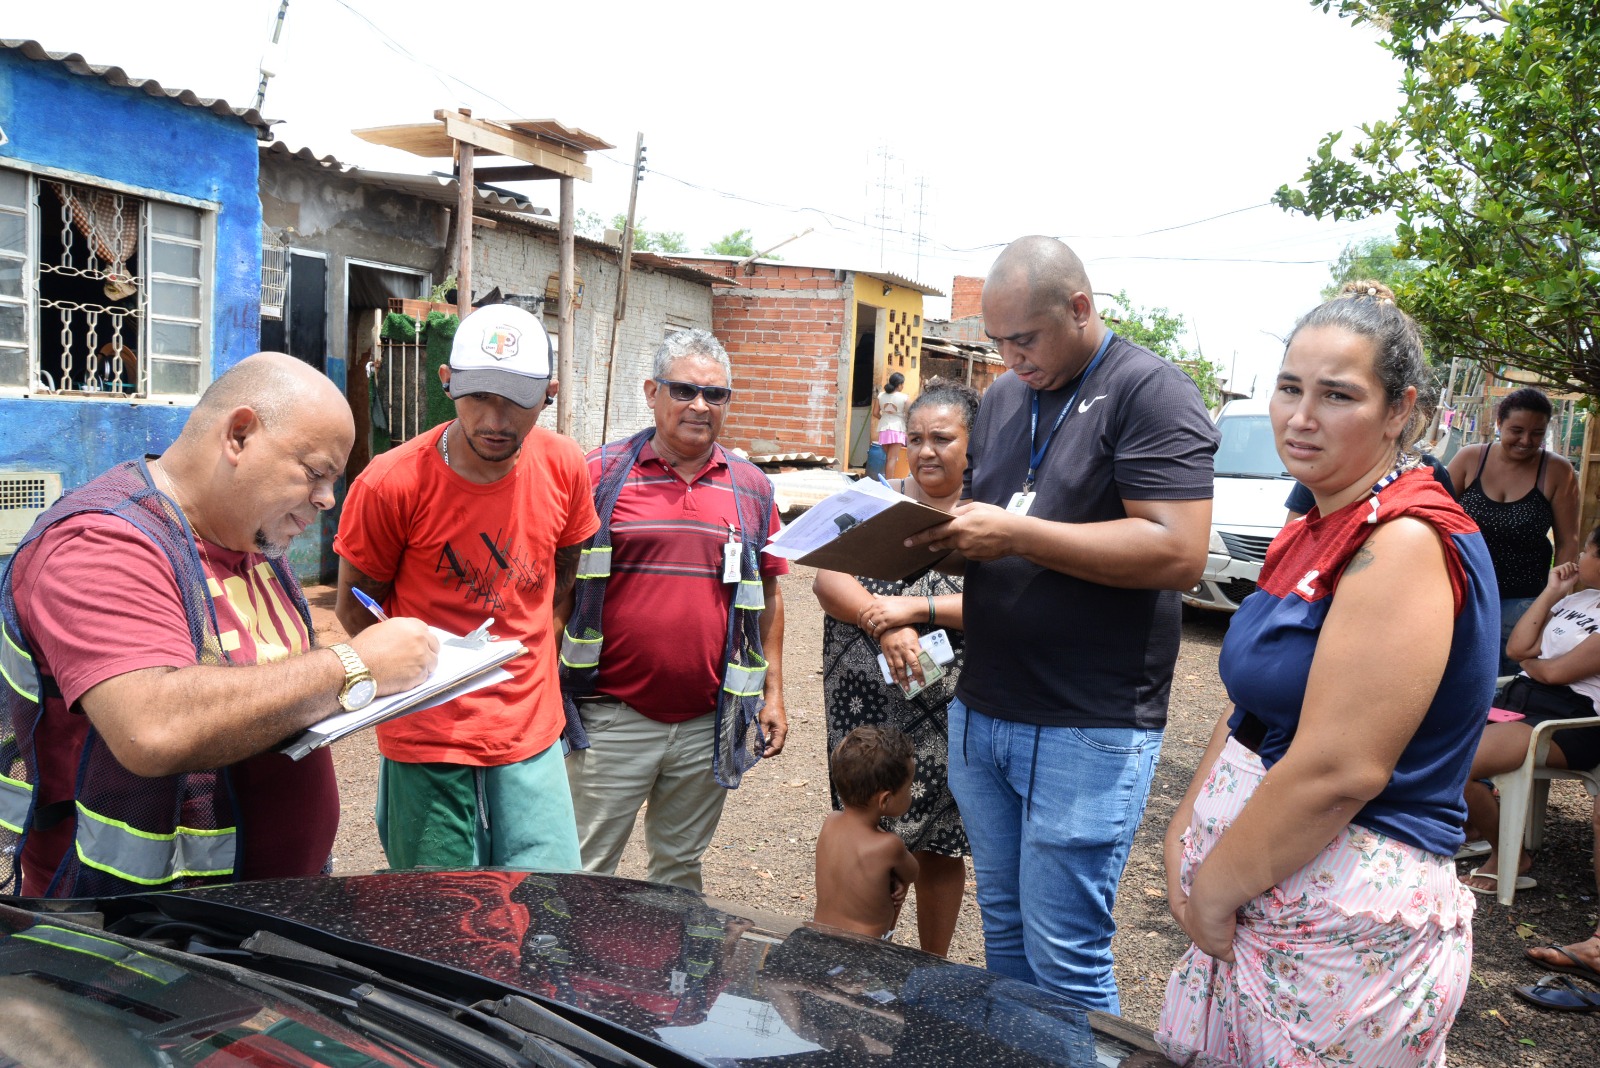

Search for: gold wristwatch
xmin=331 ymin=643 xmax=377 ymax=711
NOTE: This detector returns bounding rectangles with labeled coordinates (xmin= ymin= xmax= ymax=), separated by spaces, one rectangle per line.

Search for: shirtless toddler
xmin=814 ymin=726 xmax=920 ymax=940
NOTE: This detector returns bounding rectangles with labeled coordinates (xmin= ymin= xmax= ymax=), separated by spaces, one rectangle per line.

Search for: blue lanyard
xmin=1025 ymin=331 xmax=1114 ymax=490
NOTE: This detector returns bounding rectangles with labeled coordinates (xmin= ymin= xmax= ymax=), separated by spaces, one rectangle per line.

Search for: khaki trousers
xmin=565 ymin=697 xmax=727 ymax=891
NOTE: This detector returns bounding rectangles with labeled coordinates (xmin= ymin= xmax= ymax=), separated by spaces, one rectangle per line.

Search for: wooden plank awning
xmin=352 ymin=111 xmax=613 ymax=183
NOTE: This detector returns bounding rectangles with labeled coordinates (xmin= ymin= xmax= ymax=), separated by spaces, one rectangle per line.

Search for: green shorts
xmin=375 ymin=741 xmax=581 ymax=871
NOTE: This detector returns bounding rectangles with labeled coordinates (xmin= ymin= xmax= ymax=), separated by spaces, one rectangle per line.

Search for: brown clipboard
xmin=789 ymin=498 xmax=954 ymax=580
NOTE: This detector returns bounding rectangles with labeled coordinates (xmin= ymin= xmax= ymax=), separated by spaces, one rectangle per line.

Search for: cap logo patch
xmin=482 ymin=327 xmax=520 ymax=359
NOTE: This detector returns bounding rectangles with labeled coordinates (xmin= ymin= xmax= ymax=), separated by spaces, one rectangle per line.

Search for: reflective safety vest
xmin=558 ymin=429 xmax=775 ymax=788
xmin=0 ymin=459 xmax=310 ymax=896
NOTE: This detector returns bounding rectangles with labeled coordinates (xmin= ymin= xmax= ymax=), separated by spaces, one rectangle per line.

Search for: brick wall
xmin=674 ymin=259 xmax=848 ymax=456
xmin=950 ymin=275 xmax=985 ymax=321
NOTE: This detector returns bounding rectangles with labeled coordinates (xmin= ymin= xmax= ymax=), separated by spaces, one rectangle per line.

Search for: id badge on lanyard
xmin=1006 ymin=491 xmax=1036 ymax=516
xmin=1016 ymin=332 xmax=1114 ymax=516
xmin=722 ymin=524 xmax=742 ymax=583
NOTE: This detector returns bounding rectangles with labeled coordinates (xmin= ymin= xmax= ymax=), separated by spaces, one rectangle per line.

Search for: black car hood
xmin=152 ymin=870 xmax=1176 ymax=1067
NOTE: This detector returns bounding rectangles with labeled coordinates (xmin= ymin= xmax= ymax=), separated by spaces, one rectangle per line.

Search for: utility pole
xmin=601 ymin=133 xmax=645 ymax=441
xmin=454 ymin=109 xmax=474 ymax=319
xmin=253 ymin=0 xmax=290 ymax=114
xmin=556 ymin=177 xmax=575 ymax=436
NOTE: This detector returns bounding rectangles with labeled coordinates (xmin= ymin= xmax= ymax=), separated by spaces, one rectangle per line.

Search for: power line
xmin=322 ymin=0 xmax=1357 ymax=273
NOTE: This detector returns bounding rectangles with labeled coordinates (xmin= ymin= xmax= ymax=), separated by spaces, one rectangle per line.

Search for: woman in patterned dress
xmin=815 ymin=381 xmax=978 ymax=956
xmin=1157 ymin=283 xmax=1498 ymax=1066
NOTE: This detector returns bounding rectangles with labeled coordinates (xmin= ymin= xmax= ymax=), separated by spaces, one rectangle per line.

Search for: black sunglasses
xmin=655 ymin=379 xmax=733 ymax=405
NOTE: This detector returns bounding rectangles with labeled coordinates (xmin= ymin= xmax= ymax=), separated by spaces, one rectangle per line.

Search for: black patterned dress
xmin=822 ymin=571 xmax=968 ymax=858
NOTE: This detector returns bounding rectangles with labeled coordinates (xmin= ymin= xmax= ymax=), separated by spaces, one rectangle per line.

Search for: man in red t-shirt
xmin=335 ymin=305 xmax=599 ymax=871
xmin=563 ymin=330 xmax=787 ymax=891
xmin=6 ymin=353 xmax=438 ymax=895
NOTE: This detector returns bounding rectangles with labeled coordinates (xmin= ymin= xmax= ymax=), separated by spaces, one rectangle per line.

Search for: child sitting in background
xmin=813 ymin=726 xmax=920 ymax=940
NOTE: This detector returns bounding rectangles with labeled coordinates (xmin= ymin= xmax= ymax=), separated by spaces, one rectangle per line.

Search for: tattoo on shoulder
xmin=1344 ymin=545 xmax=1377 ymax=576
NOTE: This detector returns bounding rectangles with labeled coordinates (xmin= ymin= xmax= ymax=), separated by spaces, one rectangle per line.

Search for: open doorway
xmin=260 ymin=250 xmax=329 ymax=370
xmin=847 ymin=304 xmax=884 ymax=469
xmin=346 ymin=261 xmax=427 ymax=483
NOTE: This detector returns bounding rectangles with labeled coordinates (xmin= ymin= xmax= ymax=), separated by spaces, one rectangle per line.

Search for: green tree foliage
xmin=570 ymin=209 xmax=685 ymax=252
xmin=611 ymin=212 xmax=687 ymax=254
xmin=1100 ymin=291 xmax=1223 ymax=406
xmin=1276 ymin=0 xmax=1600 ymax=391
xmin=705 ymin=229 xmax=756 ymax=256
xmin=1321 ymin=234 xmax=1426 ymax=298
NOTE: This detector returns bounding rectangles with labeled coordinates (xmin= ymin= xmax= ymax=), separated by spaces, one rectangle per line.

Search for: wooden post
xmin=557 ymin=176 xmax=576 ymax=436
xmin=455 ymin=110 xmax=474 ymax=318
xmin=601 ymin=133 xmax=645 ymax=442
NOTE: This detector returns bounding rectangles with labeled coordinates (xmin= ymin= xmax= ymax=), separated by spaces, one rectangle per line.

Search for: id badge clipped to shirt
xmin=1006 ymin=491 xmax=1036 ymax=516
xmin=722 ymin=526 xmax=742 ymax=584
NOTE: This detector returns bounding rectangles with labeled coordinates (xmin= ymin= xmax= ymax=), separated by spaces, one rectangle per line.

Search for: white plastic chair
xmin=1490 ymin=715 xmax=1600 ymax=906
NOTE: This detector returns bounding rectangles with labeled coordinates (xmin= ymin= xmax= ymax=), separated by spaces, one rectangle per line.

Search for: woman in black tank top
xmin=1447 ymin=387 xmax=1580 ymax=673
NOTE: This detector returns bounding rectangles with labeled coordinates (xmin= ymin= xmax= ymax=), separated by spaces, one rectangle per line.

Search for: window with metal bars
xmin=0 ymin=165 xmax=208 ymax=398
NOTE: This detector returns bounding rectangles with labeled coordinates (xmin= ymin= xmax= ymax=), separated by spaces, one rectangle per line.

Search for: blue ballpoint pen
xmin=350 ymin=587 xmax=389 ymax=622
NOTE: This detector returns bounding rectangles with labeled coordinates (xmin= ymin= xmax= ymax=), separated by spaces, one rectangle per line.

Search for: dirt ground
xmin=308 ymin=573 xmax=1598 ymax=1067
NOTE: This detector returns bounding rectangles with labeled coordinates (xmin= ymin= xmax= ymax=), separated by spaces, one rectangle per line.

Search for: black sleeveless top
xmin=1458 ymin=446 xmax=1555 ymax=599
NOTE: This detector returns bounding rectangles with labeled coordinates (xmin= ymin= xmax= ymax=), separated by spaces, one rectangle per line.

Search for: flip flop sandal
xmin=1466 ymin=866 xmax=1536 ymax=894
xmin=1454 ymin=839 xmax=1492 ymax=860
xmin=1525 ymin=943 xmax=1600 ymax=985
xmin=1513 ymin=974 xmax=1600 ymax=1013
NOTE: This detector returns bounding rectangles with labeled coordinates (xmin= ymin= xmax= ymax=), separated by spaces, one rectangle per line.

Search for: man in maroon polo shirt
xmin=561 ymin=329 xmax=787 ymax=891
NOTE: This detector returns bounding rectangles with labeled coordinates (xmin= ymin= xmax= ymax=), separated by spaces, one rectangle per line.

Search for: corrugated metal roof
xmin=1 ymin=39 xmax=272 ymax=134
xmin=262 ymin=142 xmax=547 ymax=214
xmin=471 ymin=210 xmax=736 ymax=289
xmin=853 ymin=268 xmax=945 ymax=298
xmin=668 ymin=254 xmax=944 ymax=296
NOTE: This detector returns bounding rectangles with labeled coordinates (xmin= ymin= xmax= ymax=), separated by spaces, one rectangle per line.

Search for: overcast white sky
xmin=9 ymin=0 xmax=1407 ymax=396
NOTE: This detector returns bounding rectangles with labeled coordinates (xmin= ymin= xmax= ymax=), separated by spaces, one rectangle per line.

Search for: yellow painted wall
xmin=844 ymin=276 xmax=926 ymax=475
xmin=853 ymin=278 xmax=927 ymax=400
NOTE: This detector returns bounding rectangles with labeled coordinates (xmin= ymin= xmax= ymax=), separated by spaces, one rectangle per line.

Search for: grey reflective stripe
xmin=0 ymin=774 xmax=31 ymax=835
xmin=73 ymin=802 xmax=235 ymax=886
xmin=0 ymin=624 xmax=36 ymax=703
xmin=723 ymin=658 xmax=767 ymax=698
xmin=15 ymin=924 xmax=186 ymax=983
xmin=559 ymin=628 xmax=602 ymax=670
xmin=733 ymin=580 xmax=764 ymax=611
xmin=576 ymin=546 xmax=612 ymax=580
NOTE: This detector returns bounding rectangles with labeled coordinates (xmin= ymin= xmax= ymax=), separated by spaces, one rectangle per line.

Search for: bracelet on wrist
xmin=927 ymin=594 xmax=936 ymax=625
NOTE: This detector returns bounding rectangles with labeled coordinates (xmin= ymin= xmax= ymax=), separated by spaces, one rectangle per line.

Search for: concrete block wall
xmin=472 ymin=223 xmax=714 ymax=451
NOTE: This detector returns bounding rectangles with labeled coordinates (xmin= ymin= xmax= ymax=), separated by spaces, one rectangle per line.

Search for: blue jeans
xmin=1497 ymin=596 xmax=1534 ymax=677
xmin=947 ymin=697 xmax=1163 ymax=1014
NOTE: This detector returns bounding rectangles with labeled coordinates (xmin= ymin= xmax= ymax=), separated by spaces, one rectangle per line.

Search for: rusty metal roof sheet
xmin=261 ymin=142 xmax=548 ymax=214
xmin=1 ymin=38 xmax=272 ymax=134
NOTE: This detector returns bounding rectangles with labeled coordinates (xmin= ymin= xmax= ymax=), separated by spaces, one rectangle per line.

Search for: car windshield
xmin=1215 ymin=414 xmax=1289 ymax=478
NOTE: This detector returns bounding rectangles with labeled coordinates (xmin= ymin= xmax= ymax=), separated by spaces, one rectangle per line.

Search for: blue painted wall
xmin=0 ymin=48 xmax=265 ymax=557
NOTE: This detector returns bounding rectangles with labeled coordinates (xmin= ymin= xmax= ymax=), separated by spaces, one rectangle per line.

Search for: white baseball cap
xmin=447 ymin=304 xmax=552 ymax=409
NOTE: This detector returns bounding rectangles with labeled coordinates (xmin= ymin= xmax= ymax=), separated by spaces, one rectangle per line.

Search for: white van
xmin=1184 ymin=398 xmax=1293 ymax=613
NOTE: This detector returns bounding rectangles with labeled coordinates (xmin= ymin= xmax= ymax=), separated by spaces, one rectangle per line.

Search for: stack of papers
xmin=278 ymin=627 xmax=525 ymax=761
xmin=763 ymin=478 xmax=953 ymax=581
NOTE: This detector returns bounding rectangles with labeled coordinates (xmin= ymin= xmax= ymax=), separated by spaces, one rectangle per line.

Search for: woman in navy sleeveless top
xmin=1448 ymin=387 xmax=1580 ymax=674
xmin=1157 ymin=283 xmax=1495 ymax=1067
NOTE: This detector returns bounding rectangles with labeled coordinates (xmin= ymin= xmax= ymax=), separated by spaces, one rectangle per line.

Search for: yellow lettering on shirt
xmin=212 ymin=572 xmax=291 ymax=664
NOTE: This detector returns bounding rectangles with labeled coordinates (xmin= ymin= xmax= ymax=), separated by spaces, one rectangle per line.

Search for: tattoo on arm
xmin=553 ymin=544 xmax=582 ymax=599
xmin=1344 ymin=545 xmax=1377 ymax=577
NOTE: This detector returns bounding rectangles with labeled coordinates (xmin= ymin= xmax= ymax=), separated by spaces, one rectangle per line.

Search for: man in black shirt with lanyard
xmin=909 ymin=236 xmax=1218 ymax=1012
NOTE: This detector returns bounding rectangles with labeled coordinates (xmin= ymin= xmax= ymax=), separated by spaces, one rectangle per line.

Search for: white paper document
xmin=278 ymin=627 xmax=526 ymax=760
xmin=763 ymin=477 xmax=911 ymax=559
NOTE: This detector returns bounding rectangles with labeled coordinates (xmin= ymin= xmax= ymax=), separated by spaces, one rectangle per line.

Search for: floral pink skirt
xmin=1157 ymin=739 xmax=1474 ymax=1067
